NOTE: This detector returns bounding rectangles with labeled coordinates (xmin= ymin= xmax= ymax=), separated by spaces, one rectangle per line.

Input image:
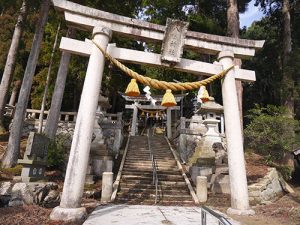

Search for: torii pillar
xmin=130 ymin=103 xmax=138 ymax=136
xmin=166 ymin=108 xmax=172 ymax=139
xmin=50 ymin=26 xmax=112 ymax=221
xmin=219 ymin=50 xmax=254 ymax=215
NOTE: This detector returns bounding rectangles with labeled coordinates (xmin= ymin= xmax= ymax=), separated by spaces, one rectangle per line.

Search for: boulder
xmin=0 ymin=182 xmax=13 ymax=195
xmin=0 ymin=181 xmax=60 ymax=208
xmin=8 ymin=197 xmax=24 ymax=207
xmin=11 ymin=182 xmax=34 ymax=204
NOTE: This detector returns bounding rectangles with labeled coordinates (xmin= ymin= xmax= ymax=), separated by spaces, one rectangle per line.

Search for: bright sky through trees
xmin=240 ymin=0 xmax=264 ymax=28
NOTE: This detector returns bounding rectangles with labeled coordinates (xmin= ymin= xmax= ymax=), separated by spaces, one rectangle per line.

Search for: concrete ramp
xmin=83 ymin=204 xmax=240 ymax=225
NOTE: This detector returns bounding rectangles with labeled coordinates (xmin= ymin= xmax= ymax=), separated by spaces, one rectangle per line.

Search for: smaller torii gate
xmin=121 ymin=93 xmax=184 ymax=138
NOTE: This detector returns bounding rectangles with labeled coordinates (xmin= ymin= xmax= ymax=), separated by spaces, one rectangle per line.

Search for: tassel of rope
xmin=92 ymin=40 xmax=234 ymax=91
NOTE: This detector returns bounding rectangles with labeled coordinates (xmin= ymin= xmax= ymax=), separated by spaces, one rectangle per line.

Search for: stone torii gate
xmin=49 ymin=0 xmax=264 ymax=221
xmin=121 ymin=93 xmax=184 ymax=138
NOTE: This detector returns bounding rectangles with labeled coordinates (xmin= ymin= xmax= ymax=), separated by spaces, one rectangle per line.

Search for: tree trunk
xmin=44 ymin=28 xmax=74 ymax=139
xmin=227 ymin=0 xmax=239 ymax=38
xmin=282 ymin=0 xmax=293 ymax=118
xmin=227 ymin=0 xmax=243 ymax=130
xmin=1 ymin=0 xmax=50 ymax=168
xmin=38 ymin=23 xmax=61 ymax=134
xmin=0 ymin=0 xmax=28 ymax=134
xmin=8 ymin=80 xmax=21 ymax=106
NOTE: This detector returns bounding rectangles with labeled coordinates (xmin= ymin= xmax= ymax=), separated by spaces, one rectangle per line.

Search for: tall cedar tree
xmin=0 ymin=0 xmax=28 ymax=133
xmin=2 ymin=0 xmax=50 ymax=168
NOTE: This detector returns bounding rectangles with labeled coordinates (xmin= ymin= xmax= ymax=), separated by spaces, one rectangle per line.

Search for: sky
xmin=239 ymin=0 xmax=265 ymax=28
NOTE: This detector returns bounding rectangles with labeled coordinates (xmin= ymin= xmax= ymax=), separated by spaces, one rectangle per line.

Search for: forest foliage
xmin=0 ymin=0 xmax=299 ymax=162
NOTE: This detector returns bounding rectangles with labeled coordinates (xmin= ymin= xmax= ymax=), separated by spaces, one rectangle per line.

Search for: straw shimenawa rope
xmin=92 ymin=40 xmax=234 ymax=91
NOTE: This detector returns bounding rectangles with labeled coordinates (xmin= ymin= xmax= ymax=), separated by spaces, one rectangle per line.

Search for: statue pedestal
xmin=18 ymin=132 xmax=49 ymax=182
xmin=188 ymin=119 xmax=222 ymax=185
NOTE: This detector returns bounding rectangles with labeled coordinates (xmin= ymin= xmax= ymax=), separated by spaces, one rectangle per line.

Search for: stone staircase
xmin=115 ymin=135 xmax=195 ymax=205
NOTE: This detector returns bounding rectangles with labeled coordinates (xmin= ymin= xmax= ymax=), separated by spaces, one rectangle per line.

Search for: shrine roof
xmin=198 ymin=97 xmax=223 ymax=113
xmin=119 ymin=92 xmax=186 ymax=103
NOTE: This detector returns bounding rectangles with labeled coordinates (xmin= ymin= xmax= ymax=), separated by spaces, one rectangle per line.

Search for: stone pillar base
xmin=227 ymin=207 xmax=255 ymax=216
xmin=50 ymin=206 xmax=87 ymax=222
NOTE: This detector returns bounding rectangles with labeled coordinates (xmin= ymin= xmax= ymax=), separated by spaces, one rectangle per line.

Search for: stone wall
xmin=12 ymin=120 xmax=75 ymax=139
xmin=248 ymin=168 xmax=284 ymax=203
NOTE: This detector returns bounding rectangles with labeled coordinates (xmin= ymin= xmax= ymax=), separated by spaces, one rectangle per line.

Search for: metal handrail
xmin=201 ymin=206 xmax=232 ymax=225
xmin=147 ymin=129 xmax=159 ymax=204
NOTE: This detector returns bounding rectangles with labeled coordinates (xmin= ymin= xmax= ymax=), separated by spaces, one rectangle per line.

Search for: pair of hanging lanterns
xmin=125 ymin=79 xmax=176 ymax=107
xmin=125 ymin=78 xmax=210 ymax=107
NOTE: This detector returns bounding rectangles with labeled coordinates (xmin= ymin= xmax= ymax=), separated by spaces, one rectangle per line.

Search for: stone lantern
xmin=188 ymin=97 xmax=225 ymax=184
xmin=86 ymin=95 xmax=112 ymax=184
xmin=197 ymin=97 xmax=224 ymax=135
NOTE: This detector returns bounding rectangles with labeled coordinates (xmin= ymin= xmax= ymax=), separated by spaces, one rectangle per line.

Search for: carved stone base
xmin=189 ymin=166 xmax=213 ymax=184
xmin=227 ymin=207 xmax=255 ymax=216
xmin=50 ymin=206 xmax=87 ymax=222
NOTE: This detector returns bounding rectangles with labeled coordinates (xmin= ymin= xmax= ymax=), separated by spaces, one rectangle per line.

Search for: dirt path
xmin=211 ymin=185 xmax=300 ymax=225
xmin=0 ymin=200 xmax=98 ymax=225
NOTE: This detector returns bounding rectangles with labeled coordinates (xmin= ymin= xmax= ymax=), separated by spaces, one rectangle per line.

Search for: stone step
xmin=124 ymin=161 xmax=177 ymax=166
xmin=120 ymin=179 xmax=187 ymax=186
xmin=119 ymin=182 xmax=189 ymax=190
xmin=126 ymin=156 xmax=173 ymax=160
xmin=123 ymin=167 xmax=181 ymax=175
xmin=153 ymin=155 xmax=174 ymax=158
xmin=151 ymin=152 xmax=171 ymax=154
xmin=128 ymin=144 xmax=148 ymax=146
xmin=122 ymin=168 xmax=181 ymax=173
xmin=123 ymin=166 xmax=179 ymax=171
xmin=116 ymin=192 xmax=193 ymax=201
xmin=127 ymin=149 xmax=148 ymax=151
xmin=127 ymin=149 xmax=149 ymax=151
xmin=125 ymin=156 xmax=152 ymax=159
xmin=117 ymin=191 xmax=193 ymax=199
xmin=119 ymin=187 xmax=190 ymax=195
xmin=121 ymin=177 xmax=184 ymax=183
xmin=124 ymin=159 xmax=153 ymax=163
xmin=121 ymin=174 xmax=184 ymax=180
xmin=120 ymin=180 xmax=189 ymax=190
xmin=124 ymin=159 xmax=152 ymax=162
xmin=151 ymin=148 xmax=171 ymax=151
xmin=126 ymin=153 xmax=151 ymax=156
xmin=127 ymin=151 xmax=171 ymax=155
xmin=124 ymin=160 xmax=177 ymax=165
xmin=122 ymin=170 xmax=182 ymax=176
xmin=127 ymin=151 xmax=172 ymax=155
xmin=115 ymin=198 xmax=195 ymax=206
xmin=126 ymin=151 xmax=150 ymax=154
xmin=123 ymin=166 xmax=178 ymax=171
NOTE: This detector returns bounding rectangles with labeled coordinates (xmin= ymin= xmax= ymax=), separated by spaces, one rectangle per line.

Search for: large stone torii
xmin=49 ymin=0 xmax=264 ymax=221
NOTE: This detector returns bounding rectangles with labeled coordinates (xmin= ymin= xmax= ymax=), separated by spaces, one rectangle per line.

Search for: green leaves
xmin=47 ymin=134 xmax=69 ymax=170
xmin=245 ymin=104 xmax=300 ymax=161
